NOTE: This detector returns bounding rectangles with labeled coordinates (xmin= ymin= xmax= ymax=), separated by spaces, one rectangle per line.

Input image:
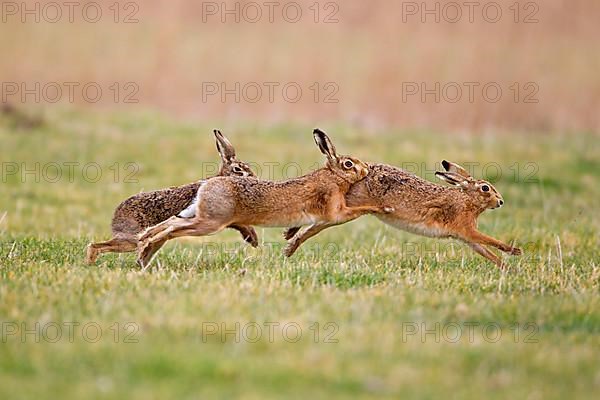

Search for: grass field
xmin=0 ymin=108 xmax=599 ymax=399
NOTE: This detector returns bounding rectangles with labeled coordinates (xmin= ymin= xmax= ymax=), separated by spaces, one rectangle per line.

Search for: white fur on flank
xmin=259 ymin=211 xmax=321 ymax=228
xmin=178 ymin=181 xmax=206 ymax=218
xmin=377 ymin=215 xmax=448 ymax=238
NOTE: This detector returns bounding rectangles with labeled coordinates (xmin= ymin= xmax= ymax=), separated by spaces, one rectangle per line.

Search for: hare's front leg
xmin=229 ymin=224 xmax=259 ymax=247
xmin=284 ymin=223 xmax=331 ymax=257
xmin=283 ymin=226 xmax=301 ymax=241
xmin=284 ymin=205 xmax=393 ymax=257
xmin=466 ymin=242 xmax=504 ymax=269
xmin=463 ymin=230 xmax=522 ymax=256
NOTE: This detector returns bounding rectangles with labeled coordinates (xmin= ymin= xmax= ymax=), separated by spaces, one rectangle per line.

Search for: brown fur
xmin=85 ymin=130 xmax=257 ymax=264
xmin=136 ymin=129 xmax=391 ymax=268
xmin=110 ymin=182 xmax=201 ymax=236
xmin=285 ymin=161 xmax=521 ymax=269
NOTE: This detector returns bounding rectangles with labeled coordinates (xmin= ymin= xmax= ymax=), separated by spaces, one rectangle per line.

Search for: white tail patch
xmin=178 ymin=181 xmax=206 ymax=218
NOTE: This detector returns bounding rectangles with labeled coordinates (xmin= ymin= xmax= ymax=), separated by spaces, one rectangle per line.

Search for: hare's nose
xmin=498 ymin=199 xmax=504 ymax=207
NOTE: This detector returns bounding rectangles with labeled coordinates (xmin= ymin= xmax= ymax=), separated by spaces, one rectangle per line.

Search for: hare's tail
xmin=177 ymin=181 xmax=206 ymax=219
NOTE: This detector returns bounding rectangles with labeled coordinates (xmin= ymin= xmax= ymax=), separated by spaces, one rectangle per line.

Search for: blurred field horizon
xmin=1 ymin=0 xmax=599 ymax=133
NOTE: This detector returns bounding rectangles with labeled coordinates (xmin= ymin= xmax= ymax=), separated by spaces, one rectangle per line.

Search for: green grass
xmin=1 ymin=108 xmax=599 ymax=399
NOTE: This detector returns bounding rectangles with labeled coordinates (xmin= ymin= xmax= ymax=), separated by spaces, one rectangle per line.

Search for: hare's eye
xmin=481 ymin=185 xmax=490 ymax=192
xmin=233 ymin=166 xmax=243 ymax=173
xmin=343 ymin=160 xmax=354 ymax=169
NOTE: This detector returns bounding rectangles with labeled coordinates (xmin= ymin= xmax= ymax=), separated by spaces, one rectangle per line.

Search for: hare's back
xmin=111 ymin=181 xmax=202 ymax=235
xmin=366 ymin=164 xmax=445 ymax=196
xmin=346 ymin=163 xmax=447 ymax=211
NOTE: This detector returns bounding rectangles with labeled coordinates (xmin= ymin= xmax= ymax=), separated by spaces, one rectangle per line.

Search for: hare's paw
xmin=246 ymin=229 xmax=259 ymax=248
xmin=136 ymin=245 xmax=153 ymax=269
xmin=136 ymin=253 xmax=154 ymax=269
xmin=383 ymin=206 xmax=395 ymax=213
xmin=85 ymin=244 xmax=98 ymax=265
xmin=231 ymin=224 xmax=259 ymax=248
xmin=501 ymin=243 xmax=522 ymax=256
xmin=509 ymin=247 xmax=522 ymax=256
xmin=284 ymin=241 xmax=300 ymax=258
xmin=283 ymin=227 xmax=301 ymax=241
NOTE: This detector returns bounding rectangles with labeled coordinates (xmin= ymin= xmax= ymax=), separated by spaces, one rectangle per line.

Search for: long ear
xmin=313 ymin=128 xmax=337 ymax=161
xmin=435 ymin=171 xmax=469 ymax=187
xmin=214 ymin=129 xmax=236 ymax=163
xmin=441 ymin=160 xmax=471 ymax=178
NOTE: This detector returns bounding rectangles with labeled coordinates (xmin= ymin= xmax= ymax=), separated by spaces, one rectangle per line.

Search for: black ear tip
xmin=313 ymin=128 xmax=325 ymax=135
xmin=442 ymin=160 xmax=450 ymax=170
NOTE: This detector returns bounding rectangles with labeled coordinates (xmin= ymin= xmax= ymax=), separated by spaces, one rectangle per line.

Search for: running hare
xmin=137 ymin=129 xmax=391 ymax=267
xmin=85 ymin=130 xmax=257 ymax=264
xmin=284 ymin=160 xmax=521 ymax=268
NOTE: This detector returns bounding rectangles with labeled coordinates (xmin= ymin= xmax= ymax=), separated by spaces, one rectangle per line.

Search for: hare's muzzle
xmin=497 ymin=199 xmax=504 ymax=208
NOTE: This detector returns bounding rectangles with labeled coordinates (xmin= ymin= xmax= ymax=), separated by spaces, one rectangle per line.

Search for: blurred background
xmin=1 ymin=0 xmax=598 ymax=133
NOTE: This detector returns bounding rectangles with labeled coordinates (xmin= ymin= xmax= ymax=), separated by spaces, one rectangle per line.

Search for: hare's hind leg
xmin=138 ymin=216 xmax=181 ymax=242
xmin=86 ymin=236 xmax=137 ymax=264
xmin=135 ymin=238 xmax=168 ymax=269
xmin=137 ymin=217 xmax=227 ymax=268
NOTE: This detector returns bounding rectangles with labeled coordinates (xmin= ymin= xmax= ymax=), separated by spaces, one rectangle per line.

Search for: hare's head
xmin=435 ymin=160 xmax=504 ymax=210
xmin=214 ymin=130 xmax=255 ymax=178
xmin=313 ymin=128 xmax=369 ymax=183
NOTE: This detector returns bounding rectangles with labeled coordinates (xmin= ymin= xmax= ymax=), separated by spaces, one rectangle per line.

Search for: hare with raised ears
xmin=136 ymin=129 xmax=392 ymax=268
xmin=85 ymin=130 xmax=257 ymax=264
xmin=284 ymin=160 xmax=521 ymax=268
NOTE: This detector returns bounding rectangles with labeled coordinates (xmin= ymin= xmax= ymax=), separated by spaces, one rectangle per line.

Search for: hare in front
xmin=85 ymin=130 xmax=257 ymax=264
xmin=137 ymin=129 xmax=391 ymax=268
xmin=284 ymin=160 xmax=521 ymax=268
